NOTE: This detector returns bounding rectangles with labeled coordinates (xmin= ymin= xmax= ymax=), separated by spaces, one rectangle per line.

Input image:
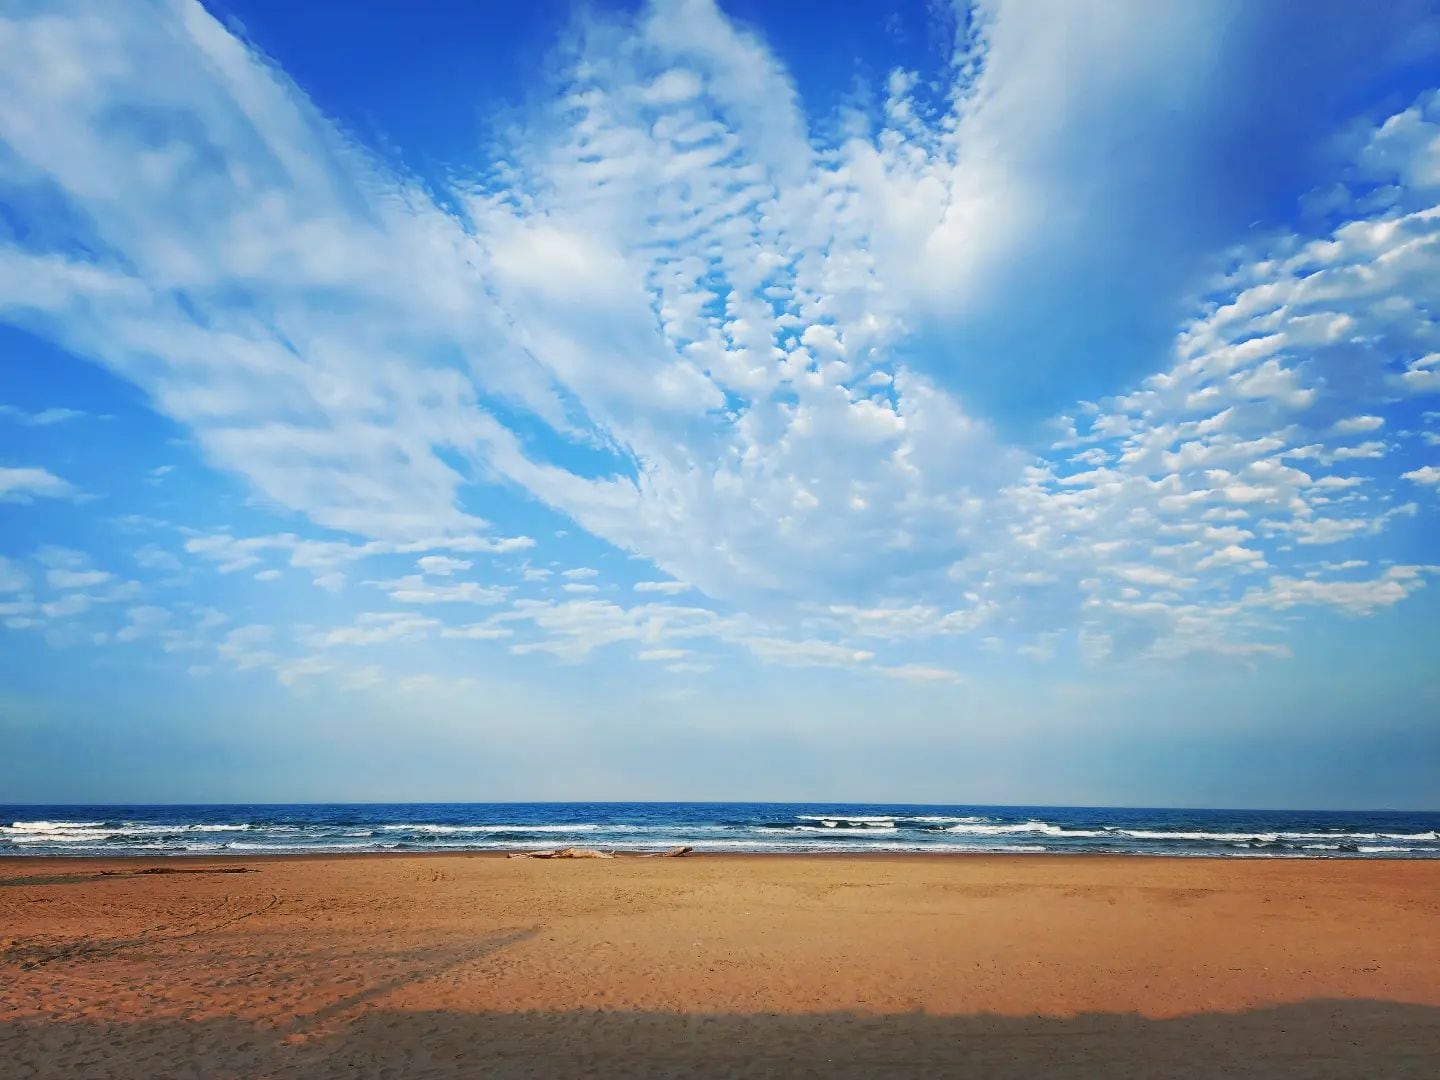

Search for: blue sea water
xmin=2 ymin=803 xmax=1438 ymax=858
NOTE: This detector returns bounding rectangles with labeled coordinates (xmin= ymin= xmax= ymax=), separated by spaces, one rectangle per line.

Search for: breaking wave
xmin=3 ymin=804 xmax=1436 ymax=859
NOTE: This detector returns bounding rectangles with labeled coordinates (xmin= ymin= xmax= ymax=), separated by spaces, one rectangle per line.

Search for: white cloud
xmin=941 ymin=99 xmax=1440 ymax=663
xmin=275 ymin=657 xmax=333 ymax=687
xmin=183 ymin=531 xmax=529 ymax=579
xmin=0 ymin=404 xmax=85 ymax=426
xmin=502 ymin=597 xmax=733 ymax=662
xmin=638 ymin=69 xmax=704 ymax=107
xmin=132 ymin=545 xmax=184 ymax=574
xmin=417 ymin=555 xmax=473 ymax=576
xmin=0 ymin=466 xmax=77 ymax=502
xmin=1113 ymin=566 xmax=1196 ymax=590
xmin=440 ymin=622 xmax=513 ymax=641
xmin=375 ymin=576 xmax=510 ymax=605
xmin=46 ymin=568 xmax=113 ymax=590
xmin=637 ymin=648 xmax=688 ymax=661
xmin=741 ymin=637 xmax=874 ymax=668
xmin=115 ymin=605 xmax=169 ymax=643
xmin=1402 ymin=465 xmax=1440 ymax=486
xmin=1310 ymin=475 xmax=1364 ymax=491
xmin=1394 ymin=353 xmax=1440 ymax=396
xmin=0 ymin=1 xmax=1435 ymax=689
xmin=665 ymin=661 xmax=712 ymax=675
xmin=1195 ymin=545 xmax=1267 ymax=572
xmin=0 ymin=556 xmax=29 ymax=593
xmin=312 ymin=572 xmax=346 ymax=593
xmin=876 ymin=663 xmax=962 ymax=684
xmin=0 ymin=0 xmax=1027 ymax=603
xmin=1250 ymin=566 xmax=1432 ymax=617
xmin=824 ymin=604 xmax=992 ymax=640
xmin=183 ymin=535 xmax=273 ymax=574
xmin=1331 ymin=415 xmax=1384 ymax=435
xmin=1358 ymin=88 xmax=1440 ymax=194
xmin=634 ymin=580 xmax=690 ymax=595
xmin=318 ymin=613 xmax=440 ymax=647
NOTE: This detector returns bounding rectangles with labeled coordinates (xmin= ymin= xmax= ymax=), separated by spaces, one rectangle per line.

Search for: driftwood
xmin=506 ymin=847 xmax=615 ymax=859
xmin=640 ymin=846 xmax=694 ymax=858
xmin=507 ymin=845 xmax=693 ymax=860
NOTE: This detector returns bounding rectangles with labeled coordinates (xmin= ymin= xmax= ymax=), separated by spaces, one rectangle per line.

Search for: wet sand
xmin=3 ymin=853 xmax=1438 ymax=1077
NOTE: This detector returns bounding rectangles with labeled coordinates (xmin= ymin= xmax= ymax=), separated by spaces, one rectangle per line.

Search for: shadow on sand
xmin=3 ymin=998 xmax=1438 ymax=1078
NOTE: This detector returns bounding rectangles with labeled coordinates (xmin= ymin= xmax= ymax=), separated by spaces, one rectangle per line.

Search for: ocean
xmin=2 ymin=803 xmax=1438 ymax=858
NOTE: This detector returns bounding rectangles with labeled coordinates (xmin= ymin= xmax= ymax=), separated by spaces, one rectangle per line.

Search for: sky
xmin=1 ymin=0 xmax=1438 ymax=808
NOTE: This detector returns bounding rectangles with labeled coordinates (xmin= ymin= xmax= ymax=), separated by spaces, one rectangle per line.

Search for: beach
xmin=2 ymin=853 xmax=1438 ymax=1077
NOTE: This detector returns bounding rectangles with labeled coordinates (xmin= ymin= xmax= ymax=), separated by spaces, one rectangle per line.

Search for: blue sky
xmin=1 ymin=0 xmax=1438 ymax=807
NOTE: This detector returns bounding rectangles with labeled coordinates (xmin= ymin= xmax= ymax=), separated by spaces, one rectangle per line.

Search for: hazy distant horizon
xmin=4 ymin=802 xmax=1438 ymax=813
xmin=4 ymin=795 xmax=1437 ymax=816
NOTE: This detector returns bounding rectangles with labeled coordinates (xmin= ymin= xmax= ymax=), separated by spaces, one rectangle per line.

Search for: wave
xmin=922 ymin=822 xmax=1440 ymax=844
xmin=2 ymin=821 xmax=256 ymax=836
xmin=5 ymin=820 xmax=106 ymax=831
xmin=800 ymin=817 xmax=898 ymax=829
xmin=903 ymin=815 xmax=992 ymax=825
xmin=939 ymin=821 xmax=1107 ymax=837
xmin=375 ymin=823 xmax=639 ymax=834
xmin=5 ymin=831 xmax=115 ymax=843
xmin=1107 ymin=827 xmax=1438 ymax=843
xmin=226 ymin=841 xmax=403 ymax=853
xmin=3 ymin=807 xmax=1436 ymax=859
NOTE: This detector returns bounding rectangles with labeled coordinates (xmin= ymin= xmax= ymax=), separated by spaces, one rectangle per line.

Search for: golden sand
xmin=3 ymin=853 xmax=1438 ymax=1077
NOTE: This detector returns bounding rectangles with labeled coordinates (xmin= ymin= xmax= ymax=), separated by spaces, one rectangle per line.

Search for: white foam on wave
xmin=112 ymin=823 xmax=255 ymax=834
xmin=1111 ymin=828 xmax=1438 ymax=843
xmin=376 ymin=823 xmax=635 ymax=834
xmin=5 ymin=821 xmax=106 ymax=831
xmin=943 ymin=821 xmax=1108 ymax=837
xmin=1 ymin=822 xmax=255 ymax=841
xmin=225 ymin=841 xmax=402 ymax=853
xmin=1375 ymin=831 xmax=1440 ymax=841
xmin=933 ymin=823 xmax=1440 ymax=844
xmin=1113 ymin=829 xmax=1276 ymax=841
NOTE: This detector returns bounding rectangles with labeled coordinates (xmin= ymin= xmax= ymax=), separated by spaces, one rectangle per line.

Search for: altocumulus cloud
xmin=0 ymin=0 xmax=1437 ymax=703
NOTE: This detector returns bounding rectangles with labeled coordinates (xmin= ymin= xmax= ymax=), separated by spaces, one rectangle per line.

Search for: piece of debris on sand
xmin=506 ymin=846 xmax=694 ymax=859
xmin=506 ymin=847 xmax=615 ymax=860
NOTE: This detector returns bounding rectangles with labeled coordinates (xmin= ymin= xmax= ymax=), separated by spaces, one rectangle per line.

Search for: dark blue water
xmin=3 ymin=803 xmax=1438 ymax=858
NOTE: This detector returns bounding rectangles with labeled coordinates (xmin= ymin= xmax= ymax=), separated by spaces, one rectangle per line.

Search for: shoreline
xmin=4 ymin=848 xmax=1438 ymax=867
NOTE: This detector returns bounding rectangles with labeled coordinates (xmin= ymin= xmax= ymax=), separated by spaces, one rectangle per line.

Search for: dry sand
xmin=2 ymin=852 xmax=1438 ymax=1077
